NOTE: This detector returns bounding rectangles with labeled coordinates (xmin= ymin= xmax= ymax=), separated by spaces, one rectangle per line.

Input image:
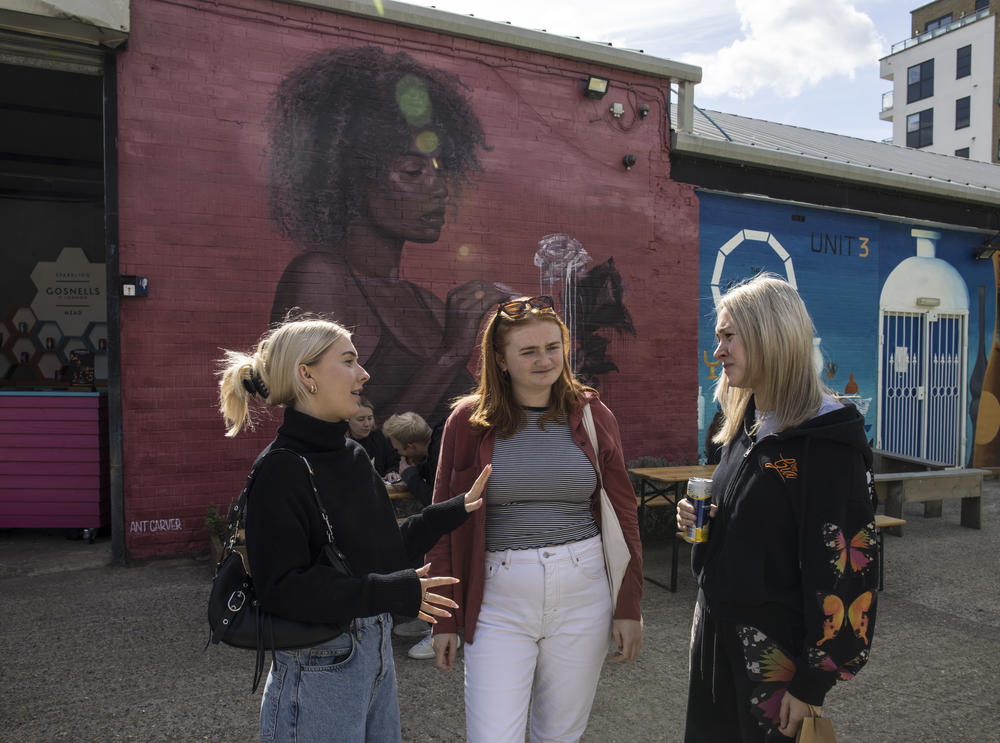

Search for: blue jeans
xmin=259 ymin=613 xmax=402 ymax=743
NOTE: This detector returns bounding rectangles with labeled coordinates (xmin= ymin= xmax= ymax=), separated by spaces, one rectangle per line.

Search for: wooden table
xmin=385 ymin=482 xmax=412 ymax=500
xmin=628 ymin=465 xmax=716 ymax=592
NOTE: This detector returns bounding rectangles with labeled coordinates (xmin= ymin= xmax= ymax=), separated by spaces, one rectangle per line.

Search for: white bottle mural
xmin=534 ymin=233 xmax=591 ymax=352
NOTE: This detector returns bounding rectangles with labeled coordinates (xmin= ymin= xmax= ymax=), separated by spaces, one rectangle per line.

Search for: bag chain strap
xmin=223 ymin=448 xmax=341 ymax=553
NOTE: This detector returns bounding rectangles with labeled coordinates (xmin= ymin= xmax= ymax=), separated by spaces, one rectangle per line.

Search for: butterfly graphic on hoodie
xmin=822 ymin=521 xmax=876 ymax=578
xmin=737 ymin=625 xmax=795 ymax=730
xmin=817 ymin=590 xmax=875 ymax=645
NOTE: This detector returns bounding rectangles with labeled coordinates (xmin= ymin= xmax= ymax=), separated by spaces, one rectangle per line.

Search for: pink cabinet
xmin=0 ymin=392 xmax=109 ymax=529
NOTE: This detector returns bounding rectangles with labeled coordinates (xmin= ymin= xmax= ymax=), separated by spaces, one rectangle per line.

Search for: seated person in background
xmin=347 ymin=397 xmax=400 ymax=478
xmin=382 ymin=411 xmax=446 ymax=658
xmin=382 ymin=412 xmax=443 ymax=507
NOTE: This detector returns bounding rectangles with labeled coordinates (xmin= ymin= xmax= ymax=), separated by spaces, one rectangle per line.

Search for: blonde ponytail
xmin=216 ymin=316 xmax=351 ymax=437
xmin=218 ymin=349 xmax=267 ymax=437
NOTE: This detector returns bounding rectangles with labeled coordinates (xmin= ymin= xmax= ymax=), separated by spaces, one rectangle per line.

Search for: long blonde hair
xmin=459 ymin=300 xmax=592 ymax=438
xmin=217 ymin=317 xmax=351 ymax=437
xmin=713 ymin=274 xmax=826 ymax=445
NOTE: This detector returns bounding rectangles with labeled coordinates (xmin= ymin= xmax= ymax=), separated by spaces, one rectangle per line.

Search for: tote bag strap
xmin=581 ymin=404 xmax=602 ymax=483
xmin=581 ymin=403 xmax=631 ymax=609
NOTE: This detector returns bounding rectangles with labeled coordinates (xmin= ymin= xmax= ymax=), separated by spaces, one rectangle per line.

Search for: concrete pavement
xmin=1 ymin=486 xmax=997 ymax=742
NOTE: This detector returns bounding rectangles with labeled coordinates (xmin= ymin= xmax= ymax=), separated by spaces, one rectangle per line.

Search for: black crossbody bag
xmin=206 ymin=448 xmax=352 ymax=691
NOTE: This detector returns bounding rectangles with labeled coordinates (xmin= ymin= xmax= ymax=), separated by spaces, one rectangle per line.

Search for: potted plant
xmin=205 ymin=503 xmax=248 ymax=567
xmin=205 ymin=504 xmax=228 ymax=564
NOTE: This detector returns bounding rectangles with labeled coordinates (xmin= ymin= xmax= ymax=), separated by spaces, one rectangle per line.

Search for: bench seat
xmin=874 ymin=468 xmax=988 ymax=533
xmin=873 ymin=514 xmax=906 ymax=591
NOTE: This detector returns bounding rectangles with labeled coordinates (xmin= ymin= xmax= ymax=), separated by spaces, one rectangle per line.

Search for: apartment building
xmin=880 ymin=0 xmax=999 ymax=163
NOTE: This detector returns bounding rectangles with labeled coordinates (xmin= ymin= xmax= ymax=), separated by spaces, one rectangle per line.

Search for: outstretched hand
xmin=463 ymin=464 xmax=491 ymax=512
xmin=414 ymin=563 xmax=459 ymax=625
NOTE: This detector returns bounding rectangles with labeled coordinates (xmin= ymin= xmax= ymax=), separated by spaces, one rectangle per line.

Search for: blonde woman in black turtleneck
xmin=217 ymin=317 xmax=489 ymax=743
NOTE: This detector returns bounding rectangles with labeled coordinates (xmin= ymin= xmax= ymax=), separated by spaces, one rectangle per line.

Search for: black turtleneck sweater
xmin=245 ymin=407 xmax=470 ymax=625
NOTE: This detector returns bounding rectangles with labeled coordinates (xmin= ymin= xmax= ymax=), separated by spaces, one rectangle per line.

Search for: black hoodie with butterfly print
xmin=691 ymin=395 xmax=877 ymax=706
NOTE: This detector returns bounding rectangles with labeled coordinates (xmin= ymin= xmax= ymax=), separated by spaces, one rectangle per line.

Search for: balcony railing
xmin=881 ymin=90 xmax=894 ymax=112
xmin=890 ymin=8 xmax=990 ymax=53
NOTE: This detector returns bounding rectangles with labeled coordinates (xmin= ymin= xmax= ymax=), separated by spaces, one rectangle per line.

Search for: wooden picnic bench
xmin=874 ymin=468 xmax=988 ymax=535
xmin=872 ymin=448 xmax=951 ymax=474
xmin=873 ymin=514 xmax=906 ymax=590
xmin=629 ymin=465 xmax=716 ymax=592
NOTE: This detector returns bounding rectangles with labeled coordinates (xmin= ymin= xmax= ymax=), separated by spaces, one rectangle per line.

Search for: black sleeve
xmin=401 ymin=464 xmax=433 ymax=506
xmin=789 ymin=445 xmax=878 ymax=705
xmin=246 ymin=453 xmax=421 ymax=625
xmin=397 ymin=493 xmax=471 ymax=563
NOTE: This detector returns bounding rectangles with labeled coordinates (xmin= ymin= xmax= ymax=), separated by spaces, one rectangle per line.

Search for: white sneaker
xmin=407 ymin=632 xmax=459 ymax=659
xmin=393 ymin=618 xmax=431 ymax=638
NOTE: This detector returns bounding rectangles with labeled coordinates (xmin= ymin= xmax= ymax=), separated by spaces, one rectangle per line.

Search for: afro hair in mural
xmin=267 ymin=45 xmax=487 ymax=250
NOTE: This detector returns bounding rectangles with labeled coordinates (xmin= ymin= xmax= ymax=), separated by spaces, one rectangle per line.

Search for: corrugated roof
xmin=295 ymin=0 xmax=701 ymax=84
xmin=672 ymin=106 xmax=1000 ymax=206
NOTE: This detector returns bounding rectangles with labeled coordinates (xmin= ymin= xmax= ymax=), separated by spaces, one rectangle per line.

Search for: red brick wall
xmin=117 ymin=0 xmax=699 ymax=557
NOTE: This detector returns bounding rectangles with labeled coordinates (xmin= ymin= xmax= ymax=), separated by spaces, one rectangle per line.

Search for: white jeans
xmin=464 ymin=534 xmax=613 ymax=743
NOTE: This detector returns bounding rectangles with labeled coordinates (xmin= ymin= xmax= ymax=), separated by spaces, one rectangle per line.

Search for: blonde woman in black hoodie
xmin=678 ymin=274 xmax=877 ymax=741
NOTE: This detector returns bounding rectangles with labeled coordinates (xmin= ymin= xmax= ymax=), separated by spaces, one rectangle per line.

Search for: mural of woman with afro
xmin=267 ymin=46 xmax=509 ymax=424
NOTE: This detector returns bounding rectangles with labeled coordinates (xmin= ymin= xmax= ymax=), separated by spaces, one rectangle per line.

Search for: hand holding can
xmin=683 ymin=477 xmax=713 ymax=543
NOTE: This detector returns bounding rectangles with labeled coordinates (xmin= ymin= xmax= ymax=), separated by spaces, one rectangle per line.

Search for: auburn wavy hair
xmin=458 ymin=300 xmax=593 ymax=438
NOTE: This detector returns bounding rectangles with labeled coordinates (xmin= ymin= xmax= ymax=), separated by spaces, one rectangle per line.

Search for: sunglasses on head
xmin=495 ymin=296 xmax=554 ymax=319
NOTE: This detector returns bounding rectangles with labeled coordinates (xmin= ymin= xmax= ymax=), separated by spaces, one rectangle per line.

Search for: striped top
xmin=485 ymin=408 xmax=599 ymax=551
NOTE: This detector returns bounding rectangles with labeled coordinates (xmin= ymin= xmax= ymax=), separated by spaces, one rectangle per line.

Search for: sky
xmin=395 ymin=0 xmax=914 ymax=142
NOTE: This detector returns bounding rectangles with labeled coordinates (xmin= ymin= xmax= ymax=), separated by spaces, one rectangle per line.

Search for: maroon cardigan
xmin=427 ymin=391 xmax=643 ymax=643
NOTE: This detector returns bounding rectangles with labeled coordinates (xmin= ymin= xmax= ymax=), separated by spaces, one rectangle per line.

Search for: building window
xmin=955 ymin=147 xmax=970 ymax=158
xmin=906 ymin=109 xmax=933 ymax=148
xmin=925 ymin=14 xmax=953 ymax=33
xmin=907 ymin=60 xmax=934 ymax=103
xmin=975 ymin=0 xmax=988 ymax=12
xmin=956 ymin=97 xmax=971 ymax=129
xmin=957 ymin=45 xmax=971 ymax=78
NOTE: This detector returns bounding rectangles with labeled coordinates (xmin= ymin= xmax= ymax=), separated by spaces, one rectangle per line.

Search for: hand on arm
xmin=463 ymin=464 xmax=491 ymax=512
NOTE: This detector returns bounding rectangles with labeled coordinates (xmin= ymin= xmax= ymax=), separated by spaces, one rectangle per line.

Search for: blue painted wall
xmin=696 ymin=191 xmax=994 ymax=463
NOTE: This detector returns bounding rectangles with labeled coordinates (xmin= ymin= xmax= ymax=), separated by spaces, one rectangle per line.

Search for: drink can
xmin=684 ymin=477 xmax=712 ymax=543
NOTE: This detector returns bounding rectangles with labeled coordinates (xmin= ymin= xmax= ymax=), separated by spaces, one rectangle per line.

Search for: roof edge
xmin=280 ymin=0 xmax=702 ymax=83
xmin=671 ymin=131 xmax=1000 ymax=208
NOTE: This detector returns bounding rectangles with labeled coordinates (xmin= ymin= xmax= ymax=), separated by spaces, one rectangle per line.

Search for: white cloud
xmin=681 ymin=0 xmax=886 ymax=99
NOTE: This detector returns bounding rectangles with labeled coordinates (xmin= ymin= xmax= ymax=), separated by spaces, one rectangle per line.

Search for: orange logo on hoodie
xmin=764 ymin=456 xmax=798 ymax=482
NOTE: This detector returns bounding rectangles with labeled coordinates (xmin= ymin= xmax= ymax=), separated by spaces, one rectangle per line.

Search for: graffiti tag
xmin=129 ymin=518 xmax=183 ymax=534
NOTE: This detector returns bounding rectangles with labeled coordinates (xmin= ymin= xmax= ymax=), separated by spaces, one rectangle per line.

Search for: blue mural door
xmin=926 ymin=314 xmax=964 ymax=464
xmin=880 ymin=312 xmax=923 ymax=458
xmin=879 ymin=310 xmax=966 ymax=464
